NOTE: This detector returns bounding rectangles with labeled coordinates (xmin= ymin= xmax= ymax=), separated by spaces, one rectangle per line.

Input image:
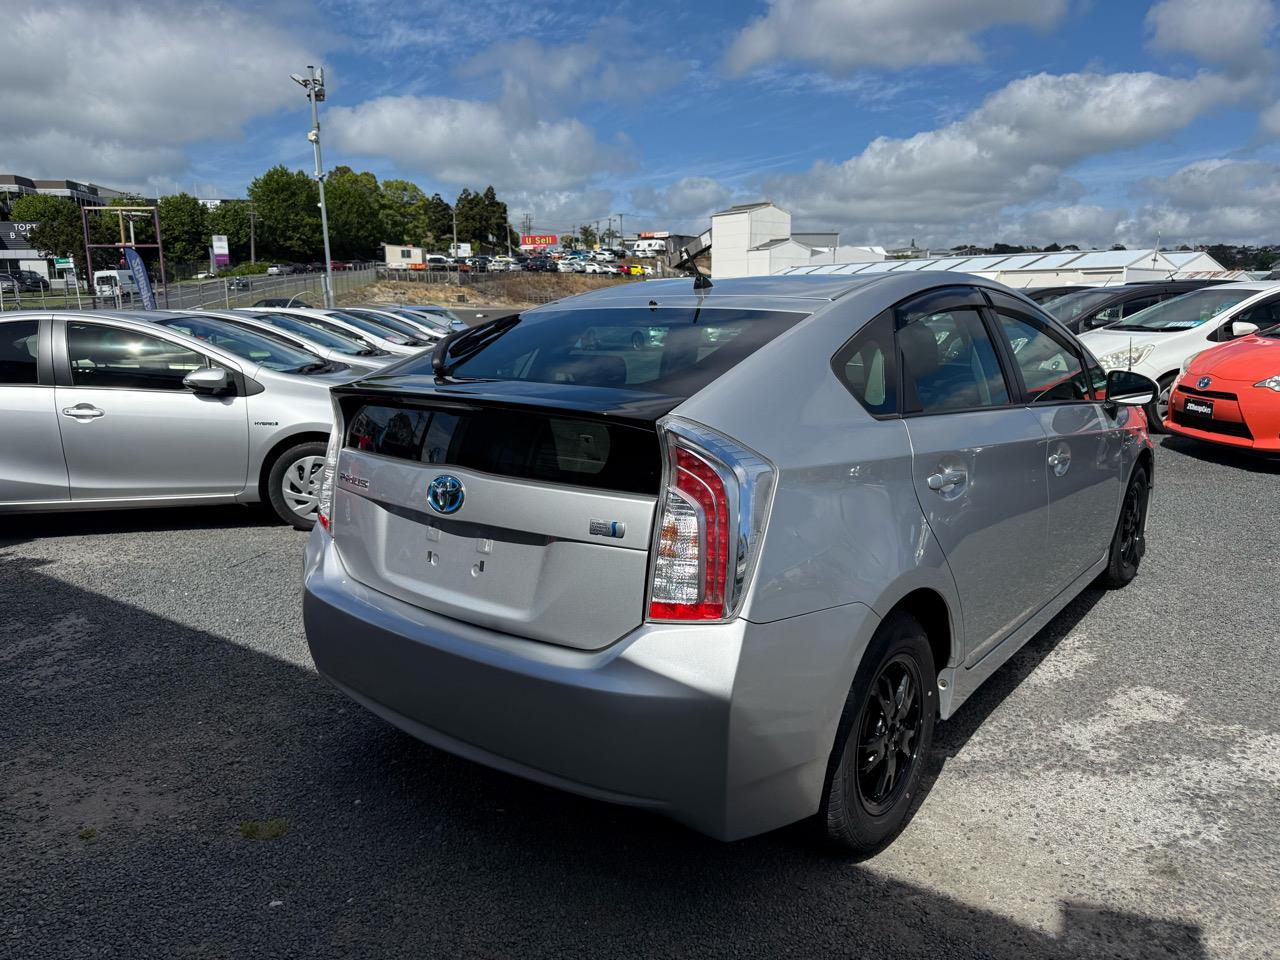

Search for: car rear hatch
xmin=325 ymin=303 xmax=809 ymax=650
xmin=330 ymin=384 xmax=669 ymax=650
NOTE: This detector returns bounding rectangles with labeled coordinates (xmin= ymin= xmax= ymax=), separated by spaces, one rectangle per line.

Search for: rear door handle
xmin=61 ymin=404 xmax=104 ymax=420
xmin=926 ymin=470 xmax=966 ymax=492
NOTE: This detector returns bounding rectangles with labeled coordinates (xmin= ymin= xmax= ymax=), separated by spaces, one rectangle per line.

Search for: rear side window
xmin=897 ymin=308 xmax=1009 ymax=413
xmin=0 ymin=320 xmax=39 ymax=385
xmin=344 ymin=403 xmax=661 ymax=494
xmin=403 ymin=306 xmax=808 ymax=400
xmin=833 ymin=312 xmax=896 ymax=415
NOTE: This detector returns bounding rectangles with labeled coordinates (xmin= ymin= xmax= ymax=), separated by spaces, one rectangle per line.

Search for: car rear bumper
xmin=302 ymin=528 xmax=878 ymax=841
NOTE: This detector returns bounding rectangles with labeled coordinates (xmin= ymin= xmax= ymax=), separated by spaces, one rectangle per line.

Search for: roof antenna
xmin=680 ymin=245 xmax=713 ymax=290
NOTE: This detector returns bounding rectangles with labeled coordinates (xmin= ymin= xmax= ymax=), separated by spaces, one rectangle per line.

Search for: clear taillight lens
xmin=316 ymin=396 xmax=342 ymax=533
xmin=647 ymin=419 xmax=775 ymax=623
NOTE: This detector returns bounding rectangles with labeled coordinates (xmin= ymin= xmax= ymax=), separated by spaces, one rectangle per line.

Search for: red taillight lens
xmin=649 ymin=447 xmax=730 ymax=620
xmin=647 ymin=423 xmax=775 ymax=623
xmin=316 ymin=399 xmax=343 ymax=534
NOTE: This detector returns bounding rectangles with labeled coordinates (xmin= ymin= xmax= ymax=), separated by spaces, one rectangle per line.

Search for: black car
xmin=253 ymin=296 xmax=312 ymax=308
xmin=524 ymin=257 xmax=553 ymax=272
xmin=1024 ymin=285 xmax=1089 ymax=304
xmin=1042 ymin=279 xmax=1232 ymax=334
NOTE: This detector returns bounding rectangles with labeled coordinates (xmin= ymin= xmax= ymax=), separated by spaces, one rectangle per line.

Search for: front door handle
xmin=61 ymin=404 xmax=104 ymax=420
xmin=926 ymin=470 xmax=966 ymax=492
xmin=1048 ymin=446 xmax=1071 ymax=476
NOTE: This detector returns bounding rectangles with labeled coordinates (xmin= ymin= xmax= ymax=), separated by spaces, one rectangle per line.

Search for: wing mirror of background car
xmin=1104 ymin=369 xmax=1157 ymax=407
xmin=183 ymin=367 xmax=232 ymax=394
xmin=1231 ymin=320 xmax=1260 ymax=338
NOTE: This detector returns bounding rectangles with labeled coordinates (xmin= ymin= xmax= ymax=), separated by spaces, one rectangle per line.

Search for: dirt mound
xmin=338 ymin=273 xmax=636 ymax=309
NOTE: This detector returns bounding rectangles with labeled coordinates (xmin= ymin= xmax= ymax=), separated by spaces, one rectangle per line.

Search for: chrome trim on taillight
xmin=645 ymin=417 xmax=776 ymax=623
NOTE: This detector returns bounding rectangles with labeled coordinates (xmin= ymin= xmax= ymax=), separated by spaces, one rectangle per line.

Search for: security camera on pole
xmin=291 ymin=66 xmax=336 ymax=308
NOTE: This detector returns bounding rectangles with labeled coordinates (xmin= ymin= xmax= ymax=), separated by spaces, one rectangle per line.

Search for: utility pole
xmin=615 ymin=212 xmax=624 ymax=252
xmin=506 ymin=223 xmax=513 ymax=258
xmin=292 ymin=66 xmax=335 ymax=307
xmin=521 ymin=212 xmax=533 ymax=236
xmin=248 ymin=205 xmax=259 ymax=263
xmin=452 ymin=207 xmax=459 ymax=285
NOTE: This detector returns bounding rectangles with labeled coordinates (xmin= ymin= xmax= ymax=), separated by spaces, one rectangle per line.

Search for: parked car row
xmin=0 ymin=300 xmax=471 ymax=529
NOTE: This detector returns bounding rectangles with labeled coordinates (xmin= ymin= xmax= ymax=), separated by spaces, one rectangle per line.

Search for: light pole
xmin=292 ymin=66 xmax=335 ymax=308
xmin=451 ymin=206 xmax=459 ymax=285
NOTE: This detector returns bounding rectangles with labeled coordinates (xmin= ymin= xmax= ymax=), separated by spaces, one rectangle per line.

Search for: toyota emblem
xmin=427 ymin=474 xmax=465 ymax=514
xmin=1197 ymin=376 xmax=1212 ymax=389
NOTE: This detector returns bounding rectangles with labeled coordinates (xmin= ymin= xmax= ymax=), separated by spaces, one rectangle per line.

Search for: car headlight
xmin=1179 ymin=351 xmax=1202 ymax=376
xmin=1254 ymin=376 xmax=1280 ymax=392
xmin=1096 ymin=345 xmax=1154 ymax=371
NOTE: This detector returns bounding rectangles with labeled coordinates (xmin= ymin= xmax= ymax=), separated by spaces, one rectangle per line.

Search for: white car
xmin=1079 ymin=281 xmax=1280 ymax=428
xmin=255 ymin=307 xmax=430 ymax=356
xmin=555 ymin=258 xmax=582 ymax=273
xmin=582 ymin=261 xmax=609 ymax=274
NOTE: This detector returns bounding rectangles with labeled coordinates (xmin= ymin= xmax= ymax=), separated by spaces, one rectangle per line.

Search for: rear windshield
xmin=400 ymin=306 xmax=808 ymax=398
xmin=344 ymin=402 xmax=661 ymax=494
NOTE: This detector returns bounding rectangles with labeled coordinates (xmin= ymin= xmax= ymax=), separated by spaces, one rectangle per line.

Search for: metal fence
xmin=0 ymin=265 xmax=378 ymax=313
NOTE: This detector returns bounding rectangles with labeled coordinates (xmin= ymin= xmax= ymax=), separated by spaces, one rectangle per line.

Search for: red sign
xmin=521 ymin=233 xmax=558 ymax=247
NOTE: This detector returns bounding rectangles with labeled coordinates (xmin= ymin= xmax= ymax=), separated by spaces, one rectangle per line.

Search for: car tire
xmin=265 ymin=440 xmax=329 ymax=531
xmin=1146 ymin=374 xmax=1176 ymax=434
xmin=1097 ymin=464 xmax=1149 ymax=589
xmin=819 ymin=611 xmax=936 ymax=858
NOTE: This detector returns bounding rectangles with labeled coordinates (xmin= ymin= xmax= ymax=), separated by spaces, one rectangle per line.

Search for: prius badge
xmin=427 ymin=475 xmax=465 ymax=514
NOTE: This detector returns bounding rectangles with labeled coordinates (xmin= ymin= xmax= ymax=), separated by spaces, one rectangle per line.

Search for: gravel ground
xmin=2 ymin=436 xmax=1278 ymax=959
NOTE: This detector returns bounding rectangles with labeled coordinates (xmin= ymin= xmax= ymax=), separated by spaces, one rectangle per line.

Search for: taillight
xmin=647 ymin=420 xmax=775 ymax=623
xmin=316 ymin=395 xmax=343 ymax=533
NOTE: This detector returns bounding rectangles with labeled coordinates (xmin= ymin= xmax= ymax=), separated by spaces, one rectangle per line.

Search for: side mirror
xmin=1105 ymin=369 xmax=1157 ymax=406
xmin=184 ymin=367 xmax=231 ymax=394
xmin=1231 ymin=320 xmax=1259 ymax=338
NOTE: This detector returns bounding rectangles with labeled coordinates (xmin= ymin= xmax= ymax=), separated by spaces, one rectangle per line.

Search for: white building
xmin=384 ymin=243 xmax=427 ymax=269
xmin=709 ymin=202 xmax=885 ymax=277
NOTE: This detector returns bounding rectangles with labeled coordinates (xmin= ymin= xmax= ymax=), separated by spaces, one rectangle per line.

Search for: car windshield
xmin=340 ymin=308 xmax=428 ymax=340
xmin=407 ymin=305 xmax=809 ymax=397
xmin=1110 ymin=289 xmax=1257 ymax=331
xmin=157 ymin=317 xmax=326 ymax=372
xmin=1042 ymin=288 xmax=1125 ymax=322
xmin=388 ymin=307 xmax=452 ymax=329
xmin=243 ymin=312 xmax=370 ymax=355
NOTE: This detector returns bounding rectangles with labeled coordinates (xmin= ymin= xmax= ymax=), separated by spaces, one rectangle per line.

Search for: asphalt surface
xmin=2 ymin=437 xmax=1278 ymax=959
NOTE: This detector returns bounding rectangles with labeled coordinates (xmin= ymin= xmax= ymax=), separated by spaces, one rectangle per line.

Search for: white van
xmin=94 ymin=269 xmax=141 ymax=299
xmin=631 ymin=239 xmax=667 ymax=256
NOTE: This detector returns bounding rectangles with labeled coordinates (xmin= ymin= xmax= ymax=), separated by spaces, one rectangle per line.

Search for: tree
xmin=247 ymin=165 xmax=320 ymax=261
xmin=155 ymin=193 xmax=209 ymax=265
xmin=454 ymin=188 xmax=487 ymax=250
xmin=378 ymin=178 xmax=426 ymax=245
xmin=422 ymin=194 xmax=453 ymax=249
xmin=324 ymin=166 xmax=381 ymax=260
xmin=1110 ymin=243 xmax=1127 ymax=251
xmin=1044 ymin=242 xmax=1062 ymax=252
xmin=578 ymin=224 xmax=598 ymax=249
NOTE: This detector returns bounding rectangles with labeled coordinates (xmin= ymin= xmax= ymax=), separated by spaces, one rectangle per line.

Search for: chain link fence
xmin=0 ymin=264 xmax=377 ymax=313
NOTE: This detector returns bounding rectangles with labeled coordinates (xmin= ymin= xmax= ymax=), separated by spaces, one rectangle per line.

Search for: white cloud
xmin=1123 ymin=158 xmax=1280 ymax=242
xmin=633 ymin=177 xmax=734 ymax=220
xmin=326 ymin=96 xmax=622 ymax=192
xmin=761 ymin=70 xmax=1247 ymax=241
xmin=1145 ymin=0 xmax=1278 ymax=69
xmin=2 ymin=1 xmax=319 ymax=191
xmin=725 ymin=0 xmax=1069 ymax=74
xmin=1262 ymin=101 xmax=1280 ymax=136
xmin=1019 ymin=206 xmax=1127 ymax=247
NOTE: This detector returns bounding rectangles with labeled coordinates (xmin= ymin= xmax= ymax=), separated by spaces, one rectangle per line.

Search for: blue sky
xmin=7 ymin=0 xmax=1280 ymax=247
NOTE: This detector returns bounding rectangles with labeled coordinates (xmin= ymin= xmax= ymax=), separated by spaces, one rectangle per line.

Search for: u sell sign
xmin=521 ymin=234 xmax=557 ymax=248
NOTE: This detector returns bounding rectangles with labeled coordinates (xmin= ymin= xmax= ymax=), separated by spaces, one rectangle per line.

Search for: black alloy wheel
xmin=854 ymin=654 xmax=924 ymax=816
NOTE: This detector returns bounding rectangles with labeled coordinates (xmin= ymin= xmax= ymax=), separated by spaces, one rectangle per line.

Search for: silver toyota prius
xmin=302 ymin=273 xmax=1157 ymax=854
xmin=0 ymin=310 xmax=361 ymax=529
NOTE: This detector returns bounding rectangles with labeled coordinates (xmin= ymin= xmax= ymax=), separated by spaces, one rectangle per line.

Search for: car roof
xmin=1199 ymin=280 xmax=1280 ymax=292
xmin=549 ymin=274 xmax=885 ymax=308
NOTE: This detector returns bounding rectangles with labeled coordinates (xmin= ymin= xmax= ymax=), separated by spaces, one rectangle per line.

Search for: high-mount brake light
xmin=646 ymin=420 xmax=775 ymax=623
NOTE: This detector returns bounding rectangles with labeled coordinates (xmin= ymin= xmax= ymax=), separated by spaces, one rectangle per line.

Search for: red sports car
xmin=1166 ymin=326 xmax=1280 ymax=451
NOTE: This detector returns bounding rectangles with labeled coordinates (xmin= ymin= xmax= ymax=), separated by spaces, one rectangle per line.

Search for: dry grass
xmin=337 ymin=273 xmax=636 ymax=309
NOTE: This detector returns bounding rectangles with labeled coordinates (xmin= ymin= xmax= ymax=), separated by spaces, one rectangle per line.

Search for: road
xmin=2 ymin=437 xmax=1278 ymax=959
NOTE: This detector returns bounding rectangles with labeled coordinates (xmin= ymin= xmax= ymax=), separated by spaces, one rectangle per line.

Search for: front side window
xmin=156 ymin=317 xmax=319 ymax=372
xmin=66 ymin=322 xmax=206 ymax=390
xmin=897 ymin=308 xmax=1009 ymax=413
xmin=996 ymin=313 xmax=1089 ymax=403
xmin=0 ymin=320 xmax=39 ymax=385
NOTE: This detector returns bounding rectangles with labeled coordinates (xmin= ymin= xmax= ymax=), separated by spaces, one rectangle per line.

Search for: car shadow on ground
xmin=1158 ymin=434 xmax=1280 ymax=474
xmin=0 ymin=503 xmax=279 ymax=545
xmin=0 ymin=556 xmax=1202 ymax=960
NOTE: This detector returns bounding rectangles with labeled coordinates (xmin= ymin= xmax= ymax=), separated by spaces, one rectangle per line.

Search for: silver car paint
xmin=188 ymin=308 xmax=393 ymax=375
xmin=254 ymin=307 xmax=425 ymax=357
xmin=303 ymin=271 xmax=1151 ymax=840
xmin=0 ymin=311 xmax=349 ymax=513
xmin=341 ymin=307 xmax=447 ymax=341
